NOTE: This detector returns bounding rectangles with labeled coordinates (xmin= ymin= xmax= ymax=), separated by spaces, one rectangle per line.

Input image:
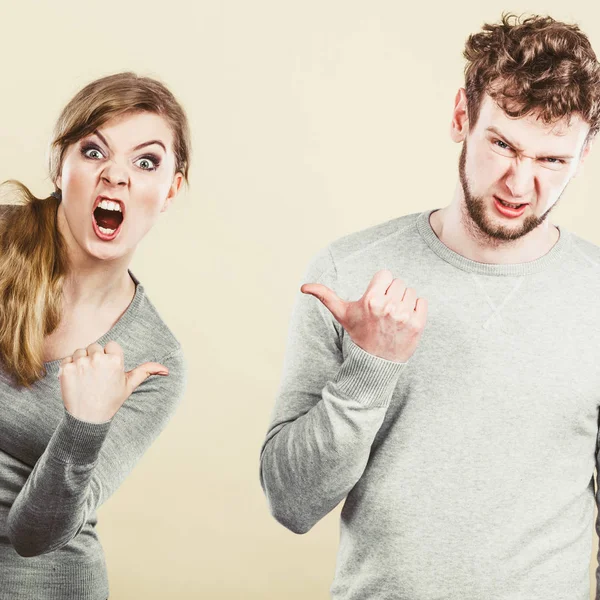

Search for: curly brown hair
xmin=463 ymin=13 xmax=600 ymax=138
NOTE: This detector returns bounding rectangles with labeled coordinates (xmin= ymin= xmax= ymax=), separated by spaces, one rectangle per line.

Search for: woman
xmin=0 ymin=72 xmax=191 ymax=599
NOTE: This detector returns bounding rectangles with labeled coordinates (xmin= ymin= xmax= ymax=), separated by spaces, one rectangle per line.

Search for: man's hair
xmin=464 ymin=14 xmax=600 ymax=137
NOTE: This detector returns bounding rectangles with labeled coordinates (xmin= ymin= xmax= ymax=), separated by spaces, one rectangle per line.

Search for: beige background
xmin=1 ymin=1 xmax=600 ymax=598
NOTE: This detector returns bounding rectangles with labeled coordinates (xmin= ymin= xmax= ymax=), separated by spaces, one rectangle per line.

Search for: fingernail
xmin=159 ymin=371 xmax=169 ymax=376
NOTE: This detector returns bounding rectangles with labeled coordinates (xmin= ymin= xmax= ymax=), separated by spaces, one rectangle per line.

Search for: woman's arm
xmin=7 ymin=347 xmax=186 ymax=557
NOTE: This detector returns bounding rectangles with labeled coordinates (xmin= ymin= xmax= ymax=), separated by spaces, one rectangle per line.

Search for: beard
xmin=458 ymin=140 xmax=559 ymax=246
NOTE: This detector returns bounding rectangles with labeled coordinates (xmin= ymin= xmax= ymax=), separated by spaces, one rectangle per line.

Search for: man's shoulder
xmin=328 ymin=211 xmax=422 ymax=264
xmin=302 ymin=210 xmax=425 ymax=286
xmin=567 ymin=229 xmax=600 ymax=273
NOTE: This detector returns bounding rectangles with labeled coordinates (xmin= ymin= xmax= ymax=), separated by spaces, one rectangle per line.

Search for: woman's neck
xmin=62 ymin=266 xmax=135 ymax=310
xmin=56 ymin=203 xmax=135 ymax=310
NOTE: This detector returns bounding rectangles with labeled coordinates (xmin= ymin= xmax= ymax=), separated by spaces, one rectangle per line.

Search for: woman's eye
xmin=83 ymin=147 xmax=104 ymax=160
xmin=135 ymin=156 xmax=159 ymax=171
xmin=495 ymin=140 xmax=509 ymax=149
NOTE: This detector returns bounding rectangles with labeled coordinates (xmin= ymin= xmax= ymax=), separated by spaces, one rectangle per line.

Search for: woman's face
xmin=56 ymin=111 xmax=183 ymax=263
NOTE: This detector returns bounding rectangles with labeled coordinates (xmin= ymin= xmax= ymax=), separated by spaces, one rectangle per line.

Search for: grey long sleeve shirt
xmin=260 ymin=209 xmax=600 ymax=600
xmin=0 ymin=273 xmax=186 ymax=600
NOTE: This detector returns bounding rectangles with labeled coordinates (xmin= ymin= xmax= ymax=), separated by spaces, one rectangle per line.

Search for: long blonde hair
xmin=0 ymin=72 xmax=191 ymax=386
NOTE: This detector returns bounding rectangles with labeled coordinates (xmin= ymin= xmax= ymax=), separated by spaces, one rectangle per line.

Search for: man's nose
xmin=505 ymin=158 xmax=534 ymax=198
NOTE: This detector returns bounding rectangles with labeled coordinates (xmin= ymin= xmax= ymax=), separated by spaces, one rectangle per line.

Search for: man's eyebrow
xmin=485 ymin=126 xmax=523 ymax=152
xmin=485 ymin=125 xmax=575 ymax=159
xmin=132 ymin=140 xmax=167 ymax=152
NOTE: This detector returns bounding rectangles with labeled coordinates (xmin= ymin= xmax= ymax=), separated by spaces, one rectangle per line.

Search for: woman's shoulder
xmin=117 ymin=283 xmax=183 ymax=367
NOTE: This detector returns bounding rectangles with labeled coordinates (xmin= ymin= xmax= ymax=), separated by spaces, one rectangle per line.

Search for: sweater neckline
xmin=416 ymin=209 xmax=571 ymax=276
xmin=44 ymin=270 xmax=144 ymax=374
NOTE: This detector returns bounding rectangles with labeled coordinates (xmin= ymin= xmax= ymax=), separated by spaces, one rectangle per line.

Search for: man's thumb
xmin=301 ymin=283 xmax=347 ymax=323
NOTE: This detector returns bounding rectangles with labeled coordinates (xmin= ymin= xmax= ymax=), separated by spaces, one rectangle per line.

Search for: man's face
xmin=457 ymin=93 xmax=591 ymax=243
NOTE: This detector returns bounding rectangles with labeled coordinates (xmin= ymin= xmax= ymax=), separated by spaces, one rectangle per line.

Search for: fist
xmin=301 ymin=269 xmax=427 ymax=363
xmin=58 ymin=341 xmax=169 ymax=423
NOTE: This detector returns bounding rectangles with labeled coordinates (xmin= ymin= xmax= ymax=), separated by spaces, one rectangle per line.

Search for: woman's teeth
xmin=98 ymin=199 xmax=122 ymax=212
xmin=98 ymin=226 xmax=116 ymax=234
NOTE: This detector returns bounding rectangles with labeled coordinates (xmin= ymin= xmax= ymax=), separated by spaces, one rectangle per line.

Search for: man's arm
xmin=260 ymin=248 xmax=415 ymax=534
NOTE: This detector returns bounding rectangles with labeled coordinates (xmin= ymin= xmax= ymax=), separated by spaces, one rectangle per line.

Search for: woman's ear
xmin=161 ymin=172 xmax=184 ymax=213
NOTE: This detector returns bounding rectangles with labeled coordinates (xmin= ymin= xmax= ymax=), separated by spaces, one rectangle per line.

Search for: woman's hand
xmin=58 ymin=341 xmax=169 ymax=423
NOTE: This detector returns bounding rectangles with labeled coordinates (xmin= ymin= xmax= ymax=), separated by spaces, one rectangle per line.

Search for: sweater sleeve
xmin=259 ymin=247 xmax=407 ymax=534
xmin=596 ymin=446 xmax=600 ymax=598
xmin=7 ymin=347 xmax=187 ymax=557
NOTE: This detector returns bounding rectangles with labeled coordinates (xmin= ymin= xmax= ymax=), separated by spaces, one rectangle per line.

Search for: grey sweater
xmin=0 ymin=273 xmax=186 ymax=600
xmin=260 ymin=209 xmax=600 ymax=600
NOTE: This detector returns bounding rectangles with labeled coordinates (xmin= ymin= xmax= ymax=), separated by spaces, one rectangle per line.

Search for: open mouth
xmin=495 ymin=197 xmax=526 ymax=209
xmin=92 ymin=197 xmax=124 ymax=239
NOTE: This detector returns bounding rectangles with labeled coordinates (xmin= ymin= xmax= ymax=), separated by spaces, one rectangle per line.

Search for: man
xmin=260 ymin=14 xmax=600 ymax=600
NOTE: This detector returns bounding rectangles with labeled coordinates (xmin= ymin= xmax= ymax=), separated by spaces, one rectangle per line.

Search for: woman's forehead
xmin=90 ymin=112 xmax=174 ymax=151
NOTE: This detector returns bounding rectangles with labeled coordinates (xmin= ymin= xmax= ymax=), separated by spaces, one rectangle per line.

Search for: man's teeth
xmin=499 ymin=199 xmax=523 ymax=209
xmin=98 ymin=226 xmax=116 ymax=234
xmin=98 ymin=199 xmax=122 ymax=212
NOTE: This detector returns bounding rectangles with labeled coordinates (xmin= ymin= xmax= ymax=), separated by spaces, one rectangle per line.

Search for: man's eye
xmin=495 ymin=140 xmax=510 ymax=150
xmin=135 ymin=156 xmax=159 ymax=171
xmin=544 ymin=157 xmax=563 ymax=164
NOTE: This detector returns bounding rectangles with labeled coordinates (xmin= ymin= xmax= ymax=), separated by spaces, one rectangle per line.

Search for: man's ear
xmin=573 ymin=137 xmax=593 ymax=177
xmin=450 ymin=88 xmax=469 ymax=143
xmin=161 ymin=172 xmax=184 ymax=213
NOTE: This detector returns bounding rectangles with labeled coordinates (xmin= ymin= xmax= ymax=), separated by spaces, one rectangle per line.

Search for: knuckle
xmin=382 ymin=303 xmax=395 ymax=317
xmin=394 ymin=312 xmax=410 ymax=325
xmin=62 ymin=362 xmax=76 ymax=375
xmin=365 ymin=296 xmax=382 ymax=312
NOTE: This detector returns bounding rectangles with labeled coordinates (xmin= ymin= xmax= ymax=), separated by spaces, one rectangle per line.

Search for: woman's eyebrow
xmin=132 ymin=140 xmax=167 ymax=152
xmin=90 ymin=131 xmax=166 ymax=153
xmin=92 ymin=130 xmax=110 ymax=148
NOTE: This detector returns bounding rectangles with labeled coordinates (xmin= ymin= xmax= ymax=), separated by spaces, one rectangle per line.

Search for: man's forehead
xmin=476 ymin=94 xmax=590 ymax=148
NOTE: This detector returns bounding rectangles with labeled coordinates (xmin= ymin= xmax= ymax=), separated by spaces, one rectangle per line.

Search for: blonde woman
xmin=0 ymin=72 xmax=190 ymax=599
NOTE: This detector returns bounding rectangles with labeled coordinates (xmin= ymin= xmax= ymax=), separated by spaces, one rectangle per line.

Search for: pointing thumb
xmin=126 ymin=362 xmax=169 ymax=394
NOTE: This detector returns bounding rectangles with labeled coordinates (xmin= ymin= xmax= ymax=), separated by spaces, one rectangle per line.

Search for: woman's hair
xmin=463 ymin=13 xmax=600 ymax=137
xmin=0 ymin=72 xmax=191 ymax=386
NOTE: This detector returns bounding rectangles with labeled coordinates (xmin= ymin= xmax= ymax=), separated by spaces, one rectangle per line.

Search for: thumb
xmin=126 ymin=362 xmax=169 ymax=394
xmin=301 ymin=283 xmax=347 ymax=324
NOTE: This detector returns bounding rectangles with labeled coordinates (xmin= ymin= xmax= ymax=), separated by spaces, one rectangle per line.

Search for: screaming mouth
xmin=93 ymin=198 xmax=124 ymax=234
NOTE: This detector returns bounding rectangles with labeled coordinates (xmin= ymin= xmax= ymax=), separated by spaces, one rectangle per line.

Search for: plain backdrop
xmin=1 ymin=1 xmax=600 ymax=598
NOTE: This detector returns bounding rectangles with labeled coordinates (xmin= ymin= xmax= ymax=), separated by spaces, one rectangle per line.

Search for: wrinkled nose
xmin=101 ymin=162 xmax=128 ymax=187
xmin=505 ymin=158 xmax=534 ymax=199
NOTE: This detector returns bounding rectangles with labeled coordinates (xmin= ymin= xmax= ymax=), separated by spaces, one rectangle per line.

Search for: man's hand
xmin=301 ymin=270 xmax=427 ymax=362
xmin=58 ymin=341 xmax=169 ymax=423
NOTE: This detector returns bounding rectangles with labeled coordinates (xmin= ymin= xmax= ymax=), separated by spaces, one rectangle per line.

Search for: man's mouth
xmin=92 ymin=196 xmax=124 ymax=238
xmin=495 ymin=196 xmax=527 ymax=209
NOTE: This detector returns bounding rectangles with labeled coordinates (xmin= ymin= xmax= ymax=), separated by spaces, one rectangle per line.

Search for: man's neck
xmin=429 ymin=189 xmax=560 ymax=265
